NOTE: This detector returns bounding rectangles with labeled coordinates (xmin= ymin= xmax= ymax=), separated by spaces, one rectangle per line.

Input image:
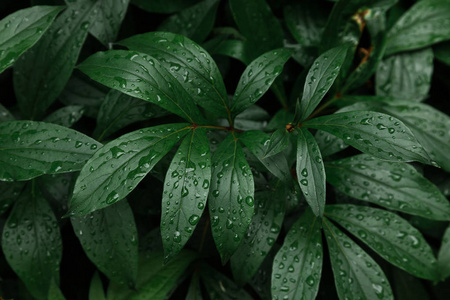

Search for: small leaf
xmin=386 ymin=0 xmax=450 ymax=55
xmin=43 ymin=105 xmax=85 ymax=128
xmin=231 ymin=48 xmax=291 ymax=116
xmin=48 ymin=279 xmax=66 ymax=300
xmin=303 ymin=111 xmax=433 ymax=165
xmin=263 ymin=129 xmax=290 ymax=158
xmin=296 ymin=128 xmax=326 ymax=217
xmin=438 ymin=225 xmax=450 ymax=280
xmin=89 ymin=272 xmax=106 ymax=300
xmin=234 ymin=105 xmax=270 ymax=131
xmin=71 ymin=200 xmax=138 ymax=287
xmin=78 ymin=50 xmax=205 ymax=124
xmin=208 ymin=134 xmax=255 ymax=264
xmin=326 ymin=204 xmax=439 ymax=280
xmin=325 ymin=154 xmax=450 ymax=220
xmin=68 ymin=123 xmax=190 ymax=216
xmin=2 ymin=183 xmax=62 ymax=300
xmin=209 ymin=39 xmax=252 ymax=65
xmin=299 ymin=45 xmax=347 ymax=121
xmin=0 ymin=121 xmax=100 ymax=181
xmin=161 ymin=128 xmax=211 ymax=262
xmin=0 ymin=5 xmax=64 ymax=74
xmin=271 ymin=208 xmax=322 ymax=300
xmin=0 ymin=103 xmax=14 ymax=122
xmin=323 ymin=218 xmax=394 ymax=300
xmin=118 ymin=32 xmax=229 ymax=118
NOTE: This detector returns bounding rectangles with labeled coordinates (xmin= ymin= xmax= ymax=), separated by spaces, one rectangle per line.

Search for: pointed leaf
xmin=43 ymin=105 xmax=84 ymax=128
xmin=0 ymin=5 xmax=64 ymax=74
xmin=78 ymin=50 xmax=205 ymax=124
xmin=323 ymin=218 xmax=394 ymax=300
xmin=208 ymin=134 xmax=255 ymax=264
xmin=326 ymin=204 xmax=439 ymax=280
xmin=89 ymin=272 xmax=106 ymax=300
xmin=0 ymin=121 xmax=100 ymax=181
xmin=271 ymin=208 xmax=323 ymax=300
xmin=2 ymin=183 xmax=62 ymax=300
xmin=325 ymin=154 xmax=450 ymax=220
xmin=161 ymin=128 xmax=211 ymax=261
xmin=264 ymin=129 xmax=290 ymax=158
xmin=296 ymin=128 xmax=326 ymax=217
xmin=200 ymin=264 xmax=253 ymax=299
xmin=231 ymin=48 xmax=291 ymax=116
xmin=118 ymin=32 xmax=229 ymax=118
xmin=68 ymin=123 xmax=190 ymax=216
xmin=48 ymin=279 xmax=66 ymax=300
xmin=438 ymin=225 xmax=450 ymax=280
xmin=303 ymin=111 xmax=433 ymax=165
xmin=71 ymin=200 xmax=138 ymax=287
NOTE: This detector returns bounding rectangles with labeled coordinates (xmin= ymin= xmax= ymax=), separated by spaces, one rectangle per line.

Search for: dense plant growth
xmin=1 ymin=0 xmax=450 ymax=299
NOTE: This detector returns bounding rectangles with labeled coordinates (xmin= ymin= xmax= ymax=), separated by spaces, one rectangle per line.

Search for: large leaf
xmin=78 ymin=50 xmax=205 ymax=124
xmin=325 ymin=154 xmax=450 ymax=220
xmin=13 ymin=1 xmax=100 ymax=120
xmin=200 ymin=264 xmax=253 ymax=299
xmin=326 ymin=204 xmax=439 ymax=280
xmin=71 ymin=200 xmax=138 ymax=287
xmin=161 ymin=128 xmax=211 ymax=262
xmin=272 ymin=209 xmax=322 ymax=300
xmin=299 ymin=45 xmax=348 ymax=121
xmin=118 ymin=32 xmax=229 ymax=118
xmin=43 ymin=105 xmax=84 ymax=128
xmin=296 ymin=128 xmax=326 ymax=217
xmin=2 ymin=183 xmax=62 ymax=300
xmin=438 ymin=225 xmax=450 ymax=280
xmin=0 ymin=121 xmax=100 ymax=181
xmin=158 ymin=0 xmax=220 ymax=43
xmin=323 ymin=218 xmax=394 ymax=300
xmin=315 ymin=130 xmax=348 ymax=157
xmin=0 ymin=5 xmax=63 ymax=74
xmin=130 ymin=0 xmax=199 ymax=14
xmin=386 ymin=0 xmax=450 ymax=55
xmin=376 ymin=48 xmax=433 ymax=102
xmin=231 ymin=181 xmax=285 ymax=285
xmin=208 ymin=133 xmax=255 ymax=264
xmin=68 ymin=123 xmax=190 ymax=216
xmin=303 ymin=111 xmax=433 ymax=165
xmin=231 ymin=48 xmax=291 ymax=116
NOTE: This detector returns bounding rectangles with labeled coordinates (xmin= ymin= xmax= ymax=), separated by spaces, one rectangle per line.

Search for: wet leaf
xmin=43 ymin=105 xmax=85 ymax=128
xmin=438 ymin=225 xmax=450 ymax=280
xmin=0 ymin=121 xmax=100 ymax=181
xmin=68 ymin=123 xmax=190 ymax=216
xmin=325 ymin=154 xmax=450 ymax=220
xmin=271 ymin=208 xmax=322 ymax=300
xmin=315 ymin=130 xmax=347 ymax=157
xmin=326 ymin=204 xmax=439 ymax=280
xmin=89 ymin=272 xmax=106 ymax=300
xmin=161 ymin=128 xmax=211 ymax=262
xmin=263 ymin=129 xmax=290 ymax=158
xmin=208 ymin=134 xmax=254 ymax=264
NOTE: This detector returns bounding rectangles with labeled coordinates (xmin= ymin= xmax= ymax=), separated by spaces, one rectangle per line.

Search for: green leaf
xmin=161 ymin=128 xmax=211 ymax=262
xmin=438 ymin=225 xmax=450 ymax=280
xmin=130 ymin=0 xmax=199 ymax=14
xmin=78 ymin=50 xmax=205 ymax=124
xmin=118 ymin=32 xmax=229 ymax=118
xmin=208 ymin=133 xmax=255 ymax=264
xmin=315 ymin=130 xmax=348 ymax=157
xmin=386 ymin=0 xmax=450 ymax=56
xmin=231 ymin=181 xmax=285 ymax=285
xmin=107 ymin=250 xmax=198 ymax=300
xmin=2 ymin=183 xmax=62 ymax=300
xmin=86 ymin=0 xmax=130 ymax=46
xmin=200 ymin=264 xmax=253 ymax=299
xmin=0 ymin=181 xmax=24 ymax=214
xmin=325 ymin=154 xmax=450 ymax=220
xmin=0 ymin=5 xmax=63 ymax=74
xmin=0 ymin=103 xmax=14 ymax=122
xmin=186 ymin=273 xmax=203 ymax=300
xmin=209 ymin=39 xmax=252 ymax=65
xmin=93 ymin=90 xmax=168 ymax=141
xmin=158 ymin=0 xmax=220 ymax=43
xmin=271 ymin=208 xmax=322 ymax=300
xmin=376 ymin=48 xmax=433 ymax=102
xmin=89 ymin=272 xmax=106 ymax=300
xmin=231 ymin=48 xmax=291 ymax=117
xmin=0 ymin=120 xmax=100 ymax=181
xmin=13 ymin=1 xmax=100 ymax=120
xmin=434 ymin=41 xmax=450 ymax=66
xmin=299 ymin=45 xmax=347 ymax=121
xmin=239 ymin=130 xmax=290 ymax=182
xmin=323 ymin=218 xmax=394 ymax=300
xmin=43 ymin=105 xmax=84 ymax=127
xmin=234 ymin=105 xmax=270 ymax=131
xmin=68 ymin=123 xmax=190 ymax=216
xmin=48 ymin=279 xmax=66 ymax=300
xmin=263 ymin=129 xmax=290 ymax=158
xmin=325 ymin=204 xmax=439 ymax=280
xmin=71 ymin=200 xmax=138 ymax=287
xmin=296 ymin=128 xmax=326 ymax=217
xmin=303 ymin=111 xmax=433 ymax=165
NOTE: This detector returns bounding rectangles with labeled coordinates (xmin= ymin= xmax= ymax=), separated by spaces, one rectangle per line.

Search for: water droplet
xmin=188 ymin=215 xmax=200 ymax=225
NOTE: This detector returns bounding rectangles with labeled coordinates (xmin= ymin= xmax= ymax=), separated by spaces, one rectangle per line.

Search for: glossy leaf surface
xmin=264 ymin=128 xmax=290 ymax=158
xmin=43 ymin=105 xmax=84 ymax=128
xmin=315 ymin=130 xmax=348 ymax=157
xmin=68 ymin=123 xmax=190 ymax=216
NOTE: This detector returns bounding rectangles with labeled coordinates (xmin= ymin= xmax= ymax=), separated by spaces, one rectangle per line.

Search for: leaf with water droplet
xmin=326 ymin=204 xmax=439 ymax=280
xmin=43 ymin=105 xmax=85 ymax=128
xmin=438 ymin=225 xmax=450 ymax=280
xmin=323 ymin=218 xmax=394 ymax=300
xmin=68 ymin=123 xmax=190 ymax=216
xmin=263 ymin=128 xmax=290 ymax=158
xmin=161 ymin=128 xmax=211 ymax=262
xmin=272 ymin=208 xmax=322 ymax=300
